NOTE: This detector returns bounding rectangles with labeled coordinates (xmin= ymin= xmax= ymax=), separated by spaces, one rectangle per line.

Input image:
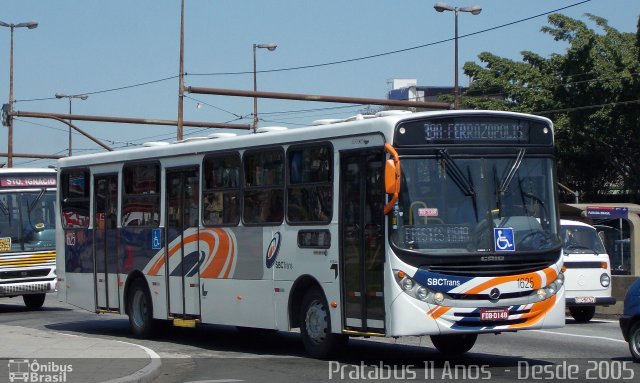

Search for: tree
xmin=460 ymin=14 xmax=640 ymax=200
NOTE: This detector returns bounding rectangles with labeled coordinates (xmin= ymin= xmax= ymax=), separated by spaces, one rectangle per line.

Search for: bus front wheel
xmin=299 ymin=288 xmax=347 ymax=359
xmin=127 ymin=279 xmax=156 ymax=338
xmin=430 ymin=333 xmax=477 ymax=355
xmin=569 ymin=306 xmax=595 ymax=323
xmin=23 ymin=293 xmax=46 ymax=310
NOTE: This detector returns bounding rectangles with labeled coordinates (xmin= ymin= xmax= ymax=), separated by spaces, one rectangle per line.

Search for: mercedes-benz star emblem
xmin=489 ymin=288 xmax=501 ymax=300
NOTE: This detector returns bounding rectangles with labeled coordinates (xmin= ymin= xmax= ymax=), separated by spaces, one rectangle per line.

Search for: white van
xmin=561 ymin=219 xmax=616 ymax=322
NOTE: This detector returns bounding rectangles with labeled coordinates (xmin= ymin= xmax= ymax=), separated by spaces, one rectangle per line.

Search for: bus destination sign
xmin=0 ymin=175 xmax=57 ymax=188
xmin=424 ymin=122 xmax=527 ymax=142
xmin=395 ymin=116 xmax=552 ymax=146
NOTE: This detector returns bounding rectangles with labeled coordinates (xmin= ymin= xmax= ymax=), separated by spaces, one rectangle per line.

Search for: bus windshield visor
xmin=390 ymin=155 xmax=560 ymax=254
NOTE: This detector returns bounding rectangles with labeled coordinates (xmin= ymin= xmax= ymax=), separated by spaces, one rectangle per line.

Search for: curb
xmin=102 ymin=340 xmax=162 ymax=383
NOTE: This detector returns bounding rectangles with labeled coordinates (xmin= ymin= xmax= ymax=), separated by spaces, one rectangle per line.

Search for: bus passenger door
xmin=165 ymin=168 xmax=200 ymax=318
xmin=340 ymin=150 xmax=386 ymax=333
xmin=94 ymin=174 xmax=120 ymax=311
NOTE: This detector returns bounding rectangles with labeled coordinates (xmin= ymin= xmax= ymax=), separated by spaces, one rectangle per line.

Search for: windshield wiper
xmin=564 ymin=244 xmax=598 ymax=255
xmin=28 ymin=188 xmax=46 ymax=214
xmin=0 ymin=199 xmax=8 ymax=216
xmin=438 ymin=149 xmax=475 ymax=196
xmin=438 ymin=150 xmax=478 ymax=223
xmin=499 ymin=148 xmax=526 ymax=193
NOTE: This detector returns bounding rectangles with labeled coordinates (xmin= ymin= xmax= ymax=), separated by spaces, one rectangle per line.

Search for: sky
xmin=1 ymin=0 xmax=638 ymax=168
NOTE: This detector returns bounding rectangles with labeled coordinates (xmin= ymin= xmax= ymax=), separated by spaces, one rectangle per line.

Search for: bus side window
xmin=286 ymin=143 xmax=332 ymax=224
xmin=203 ymin=153 xmax=241 ymax=226
xmin=121 ymin=163 xmax=160 ymax=228
xmin=60 ymin=170 xmax=91 ymax=229
xmin=243 ymin=148 xmax=284 ymax=226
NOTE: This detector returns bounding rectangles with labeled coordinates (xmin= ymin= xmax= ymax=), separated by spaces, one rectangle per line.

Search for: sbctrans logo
xmin=265 ymin=232 xmax=282 ymax=269
xmin=7 ymin=359 xmax=72 ymax=382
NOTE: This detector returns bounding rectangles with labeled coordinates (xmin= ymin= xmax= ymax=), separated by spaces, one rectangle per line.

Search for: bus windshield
xmin=390 ymin=154 xmax=560 ymax=255
xmin=0 ymin=190 xmax=56 ymax=252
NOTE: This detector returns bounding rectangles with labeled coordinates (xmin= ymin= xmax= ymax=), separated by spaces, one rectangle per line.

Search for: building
xmin=387 ymin=78 xmax=467 ymax=103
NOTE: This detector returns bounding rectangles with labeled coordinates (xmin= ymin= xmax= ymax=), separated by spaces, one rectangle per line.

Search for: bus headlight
xmin=600 ymin=273 xmax=610 ymax=287
xmin=393 ymin=270 xmax=449 ymax=305
xmin=402 ymin=278 xmax=414 ymax=291
xmin=417 ymin=287 xmax=428 ymax=301
xmin=536 ymin=272 xmax=564 ymax=301
xmin=536 ymin=288 xmax=548 ymax=300
xmin=555 ymin=272 xmax=565 ymax=286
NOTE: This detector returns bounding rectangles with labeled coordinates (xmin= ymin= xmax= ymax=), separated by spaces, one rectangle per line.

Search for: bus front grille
xmin=428 ymin=261 xmax=552 ymax=277
xmin=0 ymin=269 xmax=51 ymax=279
xmin=564 ymin=261 xmax=604 ymax=269
xmin=448 ymin=291 xmax=532 ymax=300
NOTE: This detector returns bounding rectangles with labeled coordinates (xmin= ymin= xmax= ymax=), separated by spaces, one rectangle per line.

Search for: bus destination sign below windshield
xmin=424 ymin=122 xmax=528 ymax=142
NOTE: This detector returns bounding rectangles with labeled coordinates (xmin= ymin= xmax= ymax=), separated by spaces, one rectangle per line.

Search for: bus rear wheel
xmin=127 ymin=279 xmax=156 ymax=338
xmin=569 ymin=306 xmax=595 ymax=323
xmin=23 ymin=293 xmax=46 ymax=310
xmin=430 ymin=333 xmax=477 ymax=355
xmin=299 ymin=288 xmax=347 ymax=359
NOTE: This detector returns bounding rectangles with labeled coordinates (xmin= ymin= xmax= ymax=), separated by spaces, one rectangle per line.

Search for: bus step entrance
xmin=171 ymin=317 xmax=199 ymax=328
xmin=96 ymin=308 xmax=120 ymax=314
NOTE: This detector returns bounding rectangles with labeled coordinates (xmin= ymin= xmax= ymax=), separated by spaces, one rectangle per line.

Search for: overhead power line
xmin=14 ymin=1 xmax=591 ymax=103
xmin=15 ymin=76 xmax=178 ymax=103
xmin=188 ymin=1 xmax=592 ymax=77
xmin=536 ymin=99 xmax=640 ymax=115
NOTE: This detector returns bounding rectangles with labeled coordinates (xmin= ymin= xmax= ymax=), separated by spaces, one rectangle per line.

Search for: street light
xmin=253 ymin=43 xmax=277 ymax=132
xmin=434 ymin=3 xmax=481 ymax=110
xmin=0 ymin=20 xmax=38 ymax=168
xmin=55 ymin=93 xmax=89 ymax=156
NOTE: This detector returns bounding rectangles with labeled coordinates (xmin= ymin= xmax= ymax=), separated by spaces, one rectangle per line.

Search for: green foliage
xmin=460 ymin=14 xmax=640 ymax=199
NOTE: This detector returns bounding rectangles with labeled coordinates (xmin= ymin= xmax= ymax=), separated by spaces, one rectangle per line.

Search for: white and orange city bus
xmin=0 ymin=168 xmax=57 ymax=309
xmin=56 ymin=110 xmax=565 ymax=357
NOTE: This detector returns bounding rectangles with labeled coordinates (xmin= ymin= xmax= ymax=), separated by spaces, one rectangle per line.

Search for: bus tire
xmin=569 ymin=306 xmax=595 ymax=323
xmin=127 ymin=278 xmax=155 ymax=338
xmin=299 ymin=287 xmax=347 ymax=359
xmin=430 ymin=333 xmax=477 ymax=355
xmin=23 ymin=293 xmax=46 ymax=310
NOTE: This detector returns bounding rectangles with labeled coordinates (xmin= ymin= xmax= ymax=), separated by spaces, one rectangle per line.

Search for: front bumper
xmin=565 ymin=296 xmax=616 ymax=307
xmin=0 ymin=279 xmax=56 ymax=297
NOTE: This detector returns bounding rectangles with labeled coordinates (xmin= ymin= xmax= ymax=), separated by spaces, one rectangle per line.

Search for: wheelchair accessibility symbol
xmin=494 ymin=228 xmax=515 ymax=252
xmin=152 ymin=228 xmax=162 ymax=250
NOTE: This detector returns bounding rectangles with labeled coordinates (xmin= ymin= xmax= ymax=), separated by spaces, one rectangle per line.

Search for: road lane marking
xmin=532 ymin=330 xmax=626 ymax=344
xmin=184 ymin=380 xmax=244 ymax=383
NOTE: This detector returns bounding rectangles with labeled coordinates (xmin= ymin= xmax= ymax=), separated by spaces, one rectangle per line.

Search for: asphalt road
xmin=0 ymin=293 xmax=637 ymax=383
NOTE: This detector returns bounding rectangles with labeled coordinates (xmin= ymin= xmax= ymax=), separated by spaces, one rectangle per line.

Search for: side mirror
xmin=383 ymin=144 xmax=401 ymax=215
xmin=385 ymin=159 xmax=399 ymax=194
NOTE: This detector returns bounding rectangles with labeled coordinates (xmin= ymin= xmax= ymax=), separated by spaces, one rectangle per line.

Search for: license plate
xmin=480 ymin=308 xmax=509 ymax=321
xmin=574 ymin=296 xmax=596 ymax=304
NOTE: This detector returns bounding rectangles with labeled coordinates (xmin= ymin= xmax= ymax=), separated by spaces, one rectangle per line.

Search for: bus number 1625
xmin=518 ymin=277 xmax=535 ymax=289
